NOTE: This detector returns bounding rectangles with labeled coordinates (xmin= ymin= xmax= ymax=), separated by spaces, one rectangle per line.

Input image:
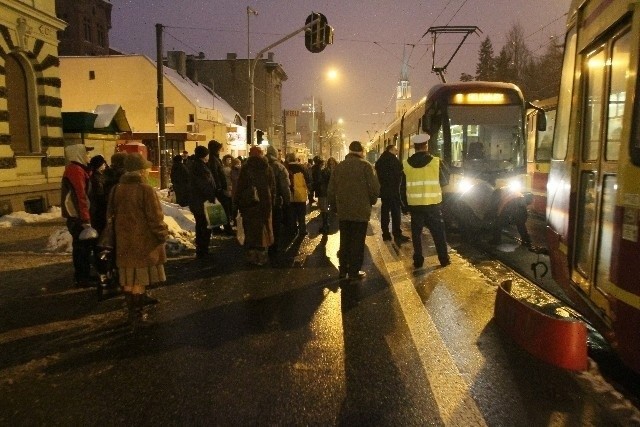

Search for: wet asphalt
xmin=0 ymin=209 xmax=639 ymax=425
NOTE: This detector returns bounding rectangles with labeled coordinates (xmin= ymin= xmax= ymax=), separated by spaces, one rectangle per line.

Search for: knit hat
xmin=349 ymin=141 xmax=364 ymax=153
xmin=124 ymin=152 xmax=152 ymax=172
xmin=249 ymin=145 xmax=263 ymax=157
xmin=194 ymin=145 xmax=209 ymax=159
xmin=110 ymin=152 xmax=128 ymax=170
xmin=88 ymin=154 xmax=107 ymax=171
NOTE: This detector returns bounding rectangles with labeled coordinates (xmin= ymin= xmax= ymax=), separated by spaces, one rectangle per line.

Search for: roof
xmin=62 ymin=104 xmax=131 ymax=133
xmin=162 ymin=65 xmax=245 ymax=126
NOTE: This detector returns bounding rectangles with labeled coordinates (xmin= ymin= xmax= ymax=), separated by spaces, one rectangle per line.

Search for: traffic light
xmin=305 ymin=12 xmax=333 ymax=53
xmin=256 ymin=129 xmax=264 ymax=144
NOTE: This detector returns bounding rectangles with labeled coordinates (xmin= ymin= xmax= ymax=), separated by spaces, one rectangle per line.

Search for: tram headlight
xmin=458 ymin=178 xmax=474 ymax=193
xmin=507 ymin=179 xmax=522 ymax=192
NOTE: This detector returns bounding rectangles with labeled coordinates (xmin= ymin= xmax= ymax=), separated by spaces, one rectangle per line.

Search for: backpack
xmin=291 ymin=171 xmax=308 ymax=203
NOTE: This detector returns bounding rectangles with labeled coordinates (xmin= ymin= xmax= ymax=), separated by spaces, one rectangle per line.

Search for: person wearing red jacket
xmin=61 ymin=144 xmax=95 ymax=288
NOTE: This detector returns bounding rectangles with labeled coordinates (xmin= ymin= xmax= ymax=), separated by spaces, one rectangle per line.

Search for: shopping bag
xmin=236 ymin=212 xmax=245 ymax=245
xmin=204 ymin=200 xmax=228 ymax=229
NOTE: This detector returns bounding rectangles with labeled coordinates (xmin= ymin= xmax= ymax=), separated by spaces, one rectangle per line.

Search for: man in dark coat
xmin=207 ymin=140 xmax=232 ymax=234
xmin=266 ymin=145 xmax=291 ymax=263
xmin=328 ymin=141 xmax=380 ymax=281
xmin=375 ymin=144 xmax=410 ymax=245
xmin=189 ymin=145 xmax=217 ymax=258
xmin=170 ymin=154 xmax=191 ymax=207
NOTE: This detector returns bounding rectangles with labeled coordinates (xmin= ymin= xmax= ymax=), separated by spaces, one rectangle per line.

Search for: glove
xmin=79 ymin=224 xmax=98 ymax=240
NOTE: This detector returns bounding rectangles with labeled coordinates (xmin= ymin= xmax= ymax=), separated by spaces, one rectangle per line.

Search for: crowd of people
xmin=61 ymin=134 xmax=453 ymax=327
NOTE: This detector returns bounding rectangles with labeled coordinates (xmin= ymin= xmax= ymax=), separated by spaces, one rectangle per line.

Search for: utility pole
xmin=156 ymin=23 xmax=167 ymax=189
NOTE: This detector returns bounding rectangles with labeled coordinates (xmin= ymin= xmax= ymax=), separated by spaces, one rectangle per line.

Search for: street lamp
xmin=247 ymin=6 xmax=258 ymax=145
xmin=310 ymin=68 xmax=338 ymax=156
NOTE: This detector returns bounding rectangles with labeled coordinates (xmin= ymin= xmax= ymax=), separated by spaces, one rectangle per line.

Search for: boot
xmin=124 ymin=292 xmax=136 ymax=324
xmin=131 ymin=294 xmax=148 ymax=329
xmin=320 ymin=213 xmax=329 ymax=235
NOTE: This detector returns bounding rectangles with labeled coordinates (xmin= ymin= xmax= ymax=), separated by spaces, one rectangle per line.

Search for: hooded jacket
xmin=61 ymin=144 xmax=91 ymax=223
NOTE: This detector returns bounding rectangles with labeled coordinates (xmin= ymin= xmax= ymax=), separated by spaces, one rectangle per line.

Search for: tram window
xmin=536 ymin=110 xmax=554 ymax=162
xmin=606 ymin=30 xmax=630 ymax=161
xmin=553 ymin=28 xmax=577 ymax=160
xmin=576 ymin=171 xmax=597 ymax=279
xmin=633 ymin=74 xmax=640 ymax=165
xmin=596 ymin=175 xmax=617 ymax=288
xmin=583 ymin=49 xmax=606 ymax=162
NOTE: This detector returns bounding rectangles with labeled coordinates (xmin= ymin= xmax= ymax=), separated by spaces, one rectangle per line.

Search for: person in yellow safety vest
xmin=400 ymin=133 xmax=451 ymax=269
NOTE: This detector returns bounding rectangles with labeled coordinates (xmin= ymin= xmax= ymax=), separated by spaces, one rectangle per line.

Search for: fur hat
xmin=249 ymin=145 xmax=263 ymax=157
xmin=194 ymin=145 xmax=209 ymax=159
xmin=124 ymin=153 xmax=152 ymax=172
xmin=266 ymin=145 xmax=278 ymax=159
xmin=208 ymin=139 xmax=223 ymax=153
xmin=285 ymin=152 xmax=297 ymax=163
xmin=349 ymin=141 xmax=364 ymax=153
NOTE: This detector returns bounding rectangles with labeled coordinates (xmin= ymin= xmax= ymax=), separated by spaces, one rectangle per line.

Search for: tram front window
xmin=447 ymin=104 xmax=524 ymax=172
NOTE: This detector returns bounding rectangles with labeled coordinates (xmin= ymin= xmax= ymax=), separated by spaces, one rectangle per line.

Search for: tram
xmin=378 ymin=81 xmax=537 ymax=234
xmin=526 ymin=97 xmax=557 ymax=218
xmin=546 ymin=0 xmax=640 ymax=374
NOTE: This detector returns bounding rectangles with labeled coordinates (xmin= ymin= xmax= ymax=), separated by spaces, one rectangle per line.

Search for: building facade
xmin=59 ymin=55 xmax=245 ymax=160
xmin=187 ymin=52 xmax=288 ymax=150
xmin=55 ymin=0 xmax=112 ymax=56
xmin=0 ymin=0 xmax=67 ymax=215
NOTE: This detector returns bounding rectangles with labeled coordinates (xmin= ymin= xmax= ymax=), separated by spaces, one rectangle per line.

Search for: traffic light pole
xmin=249 ymin=18 xmax=320 ymax=151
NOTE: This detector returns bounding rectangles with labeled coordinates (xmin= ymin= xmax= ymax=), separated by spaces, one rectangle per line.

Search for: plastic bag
xmin=204 ymin=200 xmax=228 ymax=229
xmin=236 ymin=212 xmax=245 ymax=245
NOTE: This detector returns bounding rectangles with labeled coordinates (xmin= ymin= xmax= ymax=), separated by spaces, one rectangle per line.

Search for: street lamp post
xmin=310 ymin=68 xmax=338 ymax=156
xmin=247 ymin=6 xmax=258 ymax=147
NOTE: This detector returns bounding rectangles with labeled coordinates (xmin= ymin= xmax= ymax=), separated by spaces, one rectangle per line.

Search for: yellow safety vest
xmin=403 ymin=157 xmax=442 ymax=206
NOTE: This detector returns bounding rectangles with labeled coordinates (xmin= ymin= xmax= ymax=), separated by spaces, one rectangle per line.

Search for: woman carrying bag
xmin=108 ymin=153 xmax=168 ymax=326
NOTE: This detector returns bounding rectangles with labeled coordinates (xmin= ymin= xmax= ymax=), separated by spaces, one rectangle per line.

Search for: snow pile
xmin=160 ymin=200 xmax=195 ymax=255
xmin=0 ymin=207 xmax=62 ymax=228
xmin=46 ymin=227 xmax=73 ymax=253
xmin=41 ymin=199 xmax=196 ymax=255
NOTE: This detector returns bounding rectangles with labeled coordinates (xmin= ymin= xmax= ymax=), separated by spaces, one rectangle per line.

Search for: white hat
xmin=411 ymin=133 xmax=430 ymax=145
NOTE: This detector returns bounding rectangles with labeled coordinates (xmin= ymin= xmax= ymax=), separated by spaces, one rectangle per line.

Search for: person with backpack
xmin=286 ymin=153 xmax=310 ymax=236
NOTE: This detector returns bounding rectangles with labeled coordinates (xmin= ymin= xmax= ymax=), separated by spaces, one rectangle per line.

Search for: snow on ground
xmin=2 ymin=190 xmax=196 ymax=255
xmin=0 ymin=206 xmax=62 ymax=227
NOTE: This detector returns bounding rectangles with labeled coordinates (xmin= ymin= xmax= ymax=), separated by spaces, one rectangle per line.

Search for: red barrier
xmin=494 ymin=281 xmax=588 ymax=371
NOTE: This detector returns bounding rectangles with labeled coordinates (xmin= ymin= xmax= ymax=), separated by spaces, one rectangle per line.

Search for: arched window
xmin=6 ymin=54 xmax=37 ymax=154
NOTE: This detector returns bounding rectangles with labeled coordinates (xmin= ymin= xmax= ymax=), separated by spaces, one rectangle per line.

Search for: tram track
xmin=446 ymin=214 xmax=640 ymax=410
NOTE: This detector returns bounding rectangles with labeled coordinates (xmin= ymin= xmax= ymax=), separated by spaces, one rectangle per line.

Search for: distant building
xmin=396 ymin=47 xmax=412 ymax=119
xmin=0 ymin=1 xmax=67 ymax=215
xmin=55 ymin=0 xmax=113 ymax=56
xmin=182 ymin=52 xmax=287 ymax=150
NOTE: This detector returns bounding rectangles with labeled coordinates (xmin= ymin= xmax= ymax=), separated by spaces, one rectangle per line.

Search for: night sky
xmin=110 ymin=0 xmax=571 ymax=142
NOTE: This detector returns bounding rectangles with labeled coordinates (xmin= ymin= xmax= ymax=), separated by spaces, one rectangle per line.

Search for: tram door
xmin=573 ymin=26 xmax=631 ymax=322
